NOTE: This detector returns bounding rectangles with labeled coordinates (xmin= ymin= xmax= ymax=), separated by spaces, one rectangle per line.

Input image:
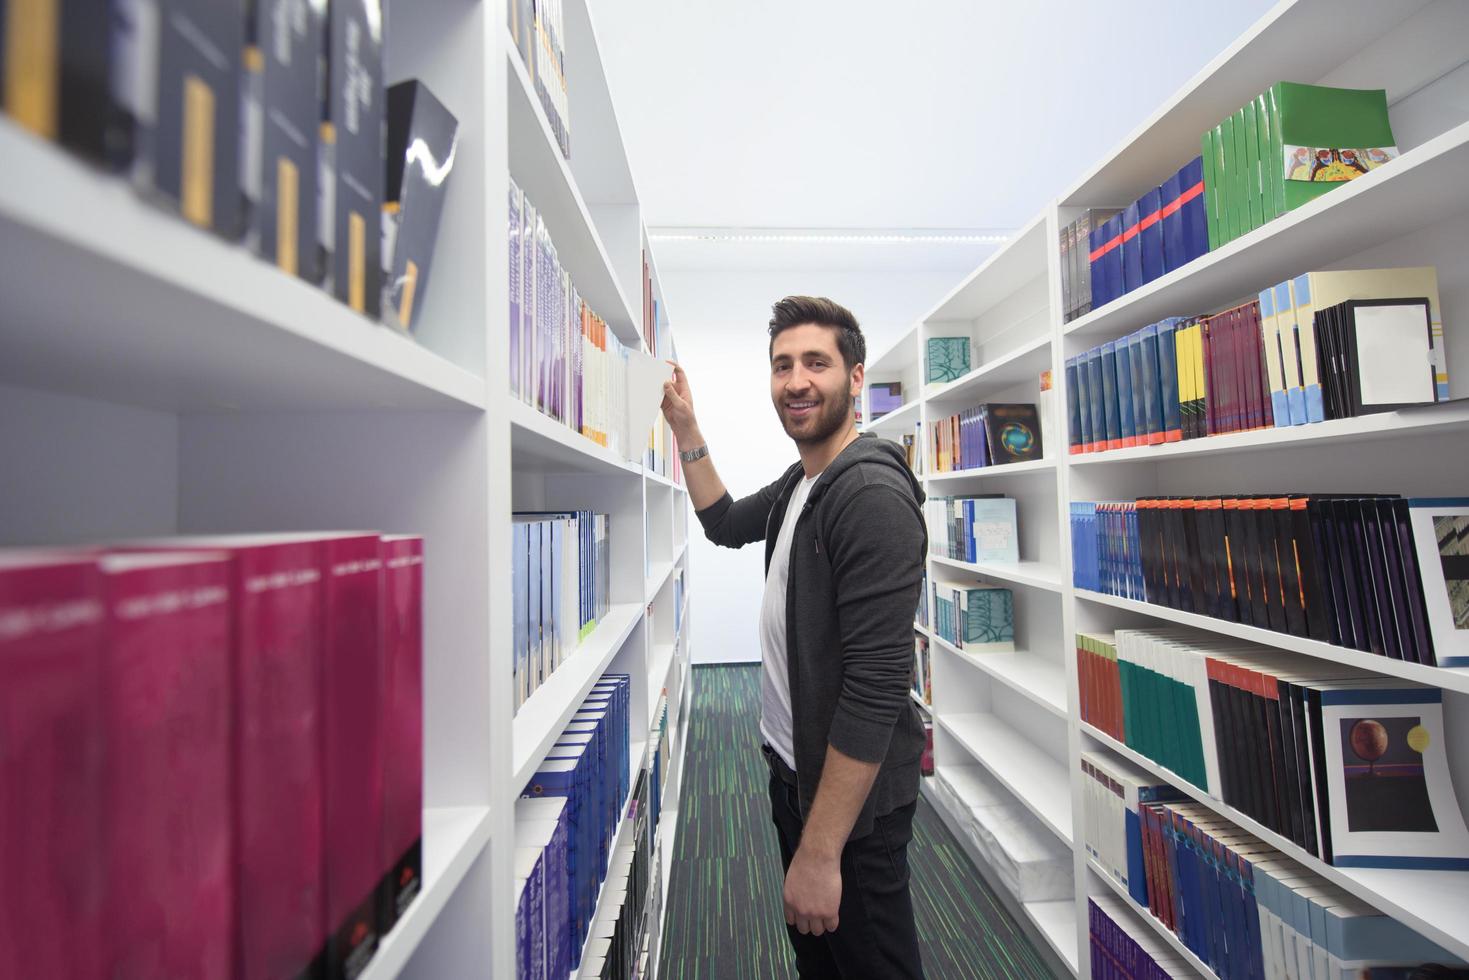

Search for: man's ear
xmin=849 ymin=362 xmax=865 ymax=397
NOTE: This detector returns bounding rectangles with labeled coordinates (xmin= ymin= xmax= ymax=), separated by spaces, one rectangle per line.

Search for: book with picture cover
xmin=1406 ymin=498 xmax=1469 ymax=667
xmin=981 ymin=403 xmax=1043 ymax=465
xmin=383 ymin=80 xmax=460 ymax=332
xmin=0 ymin=552 xmax=105 ymax=980
xmin=926 ymin=337 xmax=970 ymax=384
xmin=100 ymin=552 xmax=233 ymax=979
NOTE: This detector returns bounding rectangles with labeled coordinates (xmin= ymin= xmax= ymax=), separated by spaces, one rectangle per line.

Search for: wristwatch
xmin=678 ymin=444 xmax=709 ymax=464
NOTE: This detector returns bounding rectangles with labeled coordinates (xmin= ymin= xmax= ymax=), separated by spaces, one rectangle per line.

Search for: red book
xmin=321 ymin=534 xmax=386 ymax=980
xmin=101 ymin=553 xmax=233 ymax=979
xmin=120 ymin=536 xmax=328 ymax=980
xmin=0 ymin=552 xmax=105 ymax=980
xmin=380 ymin=535 xmax=424 ymax=932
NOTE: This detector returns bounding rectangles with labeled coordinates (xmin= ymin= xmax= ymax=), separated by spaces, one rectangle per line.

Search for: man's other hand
xmin=783 ymin=846 xmax=841 ymax=936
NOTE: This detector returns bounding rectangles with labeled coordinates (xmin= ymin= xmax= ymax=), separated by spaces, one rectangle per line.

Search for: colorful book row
xmin=1076 ymin=629 xmax=1469 ymax=869
xmin=512 ymin=511 xmax=611 ymax=710
xmin=931 ymin=581 xmax=1014 ymax=652
xmin=1 ymin=533 xmax=423 ymax=980
xmin=926 ymin=495 xmax=1019 ymax=564
xmin=508 ymin=0 xmax=572 ymax=158
xmin=518 ymin=673 xmax=633 ymax=978
xmin=929 ymin=403 xmax=1045 ymax=473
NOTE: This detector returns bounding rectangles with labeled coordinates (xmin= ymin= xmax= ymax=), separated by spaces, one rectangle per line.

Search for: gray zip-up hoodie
xmin=696 ymin=432 xmax=928 ymax=839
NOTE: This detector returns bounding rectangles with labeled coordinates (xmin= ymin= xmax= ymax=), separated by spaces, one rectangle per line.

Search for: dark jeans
xmin=764 ymin=745 xmax=926 ymax=980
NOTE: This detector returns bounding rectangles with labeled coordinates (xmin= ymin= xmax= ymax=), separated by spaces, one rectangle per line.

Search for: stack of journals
xmin=1075 ymin=158 xmax=1209 ymax=318
xmin=932 ymin=765 xmax=1072 ymax=901
xmin=926 ymin=495 xmax=1019 ymax=564
xmin=510 ymin=180 xmax=632 ymax=454
xmin=0 ymin=535 xmax=425 ymax=980
xmin=1202 ymin=83 xmax=1396 ymax=250
xmin=931 ymin=580 xmax=1015 ymax=652
xmin=1075 ymin=630 xmax=1469 ymax=869
xmin=913 ymin=632 xmax=932 ymax=705
xmin=519 ymin=673 xmax=633 ymax=976
xmin=508 ymin=0 xmax=571 ymax=158
xmin=1089 ymin=895 xmax=1200 ymax=980
xmin=1084 ymin=749 xmax=1462 ymax=980
xmin=512 ymin=511 xmax=611 ymax=709
xmin=1070 ymin=494 xmax=1469 ymax=668
xmin=929 ymin=403 xmax=1044 ymax=472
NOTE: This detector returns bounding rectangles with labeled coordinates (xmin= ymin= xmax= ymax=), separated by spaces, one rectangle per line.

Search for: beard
xmin=778 ymin=387 xmax=853 ymax=444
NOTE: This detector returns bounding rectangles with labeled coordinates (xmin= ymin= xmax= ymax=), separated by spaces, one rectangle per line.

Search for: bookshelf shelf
xmin=0 ymin=121 xmax=488 ymax=414
xmin=1067 ymin=399 xmax=1469 ymax=466
xmin=930 ymin=555 xmax=1064 ymax=594
xmin=648 ymin=642 xmax=676 ymax=722
xmin=645 ymin=470 xmax=679 ymax=489
xmin=1025 ymin=899 xmax=1082 ymax=976
xmin=505 ymin=34 xmax=639 ymax=346
xmin=1082 ymin=723 xmax=1469 ymax=962
xmin=1064 ymin=119 xmax=1469 ymax=343
xmin=645 ymin=559 xmax=676 ymax=602
xmin=1074 ymin=589 xmax=1469 ymax=695
xmin=359 ymin=806 xmax=495 ymax=980
xmin=924 ymin=335 xmax=1052 ymax=407
xmin=911 ymin=690 xmax=932 ymax=714
xmin=1086 ymin=859 xmax=1215 ymax=980
xmin=936 ymin=713 xmax=1074 ymax=845
xmin=925 ymin=458 xmax=1057 ymax=484
xmin=508 ymin=398 xmax=644 ymax=476
xmin=511 ymin=603 xmax=643 ymax=794
xmin=932 ymin=639 xmax=1067 ymax=719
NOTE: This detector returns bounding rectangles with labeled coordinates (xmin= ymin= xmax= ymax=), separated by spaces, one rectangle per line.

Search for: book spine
xmin=1157 ymin=321 xmax=1183 ymax=442
xmin=381 ymin=536 xmax=425 ymax=932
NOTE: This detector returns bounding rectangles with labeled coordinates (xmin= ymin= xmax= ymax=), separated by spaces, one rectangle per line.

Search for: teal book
xmin=961 ymin=585 xmax=1014 ymax=651
xmin=926 ymin=337 xmax=971 ymax=384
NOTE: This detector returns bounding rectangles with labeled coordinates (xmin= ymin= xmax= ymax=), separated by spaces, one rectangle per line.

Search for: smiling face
xmin=769 ymin=323 xmax=863 ymax=445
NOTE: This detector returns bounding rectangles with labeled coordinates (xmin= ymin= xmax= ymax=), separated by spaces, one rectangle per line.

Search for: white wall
xmin=670 ymin=268 xmax=960 ymax=664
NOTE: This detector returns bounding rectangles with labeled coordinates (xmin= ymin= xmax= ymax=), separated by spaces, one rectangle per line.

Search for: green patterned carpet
xmin=661 ymin=665 xmax=1056 ymax=979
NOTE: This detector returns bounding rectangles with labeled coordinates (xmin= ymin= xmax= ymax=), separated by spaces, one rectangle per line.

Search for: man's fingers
xmin=784 ymin=902 xmax=796 ymax=926
xmin=825 ymin=915 xmax=840 ymax=933
xmin=808 ymin=919 xmax=825 ymax=937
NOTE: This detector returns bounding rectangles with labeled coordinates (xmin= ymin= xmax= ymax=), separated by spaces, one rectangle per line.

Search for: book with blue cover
xmin=1120 ymin=202 xmax=1142 ymax=295
xmin=1156 ymin=318 xmax=1184 ymax=442
xmin=926 ymin=337 xmax=971 ymax=384
xmin=1179 ymin=156 xmax=1208 ymax=263
xmin=1138 ymin=187 xmax=1164 ymax=284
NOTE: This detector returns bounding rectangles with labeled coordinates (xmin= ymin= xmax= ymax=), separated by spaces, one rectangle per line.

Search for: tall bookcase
xmin=0 ymin=0 xmax=692 ymax=977
xmin=865 ymin=1 xmax=1469 ymax=975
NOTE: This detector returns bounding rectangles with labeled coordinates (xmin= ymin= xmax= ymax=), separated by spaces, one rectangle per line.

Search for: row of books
xmin=1070 ymin=156 xmax=1210 ymax=318
xmin=1 ymin=3 xmax=461 ymax=331
xmin=1064 ymin=267 xmax=1448 ymax=455
xmin=1089 ymin=895 xmax=1199 ymax=980
xmin=929 ymin=402 xmax=1045 ymax=472
xmin=1076 ymin=629 xmax=1469 ymax=868
xmin=518 ymin=673 xmax=633 ymax=978
xmin=931 ymin=581 xmax=1015 ymax=653
xmin=902 ymin=423 xmax=924 ymax=474
xmin=641 ymin=253 xmax=680 ymax=481
xmin=512 ymin=511 xmax=611 ymax=710
xmin=926 ymin=495 xmax=1019 ymax=564
xmin=1070 ymin=494 xmax=1469 ymax=668
xmin=916 ymin=567 xmax=930 ymax=627
xmin=1203 ymin=83 xmax=1396 ymax=250
xmin=913 ymin=632 xmax=932 ymax=705
xmin=929 ymin=764 xmax=1072 ymax=902
xmin=508 ymin=0 xmax=571 ymax=158
xmin=510 ymin=179 xmax=632 ymax=453
xmin=1 ymin=533 xmax=424 ymax=980
xmin=1084 ymin=751 xmax=1459 ymax=980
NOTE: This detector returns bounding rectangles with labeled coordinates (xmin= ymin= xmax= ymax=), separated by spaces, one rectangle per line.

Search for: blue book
xmin=527 ymin=522 xmax=542 ymax=694
xmin=1156 ymin=318 xmax=1184 ymax=442
xmin=1088 ymin=218 xmax=1109 ymax=309
xmin=1120 ymin=201 xmax=1142 ymax=295
xmin=1180 ymin=156 xmax=1208 ymax=263
xmin=1126 ymin=330 xmax=1148 ymax=448
xmin=1139 ymin=324 xmax=1163 ymax=443
xmin=1160 ymin=168 xmax=1186 ymax=274
xmin=1115 ymin=337 xmax=1137 ymax=448
xmin=525 ymin=755 xmax=592 ymax=958
xmin=513 ymin=523 xmax=528 ymax=706
xmin=1099 ymin=341 xmax=1120 ymax=451
xmin=548 ymin=735 xmax=608 ymax=877
xmin=970 ymin=497 xmax=1019 ymax=563
xmin=1138 ymin=187 xmax=1164 ymax=284
xmin=540 ymin=520 xmax=554 ymax=681
xmin=517 ymin=797 xmax=570 ymax=980
xmin=1075 ymin=353 xmax=1092 ymax=451
xmin=1064 ymin=356 xmax=1082 ymax=454
xmin=1085 ymin=348 xmax=1106 ymax=455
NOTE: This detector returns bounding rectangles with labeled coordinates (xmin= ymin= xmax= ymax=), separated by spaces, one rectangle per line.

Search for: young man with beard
xmin=660 ymin=296 xmax=928 ymax=979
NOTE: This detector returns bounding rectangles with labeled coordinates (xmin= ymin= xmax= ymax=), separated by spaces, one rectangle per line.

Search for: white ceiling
xmin=595 ymin=0 xmax=1276 ymax=238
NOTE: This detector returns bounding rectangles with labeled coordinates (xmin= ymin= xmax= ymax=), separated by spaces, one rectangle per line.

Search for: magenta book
xmin=101 ymin=553 xmax=233 ymax=979
xmin=321 ymin=534 xmax=386 ymax=980
xmin=380 ymin=535 xmax=425 ymax=932
xmin=0 ymin=552 xmax=105 ymax=980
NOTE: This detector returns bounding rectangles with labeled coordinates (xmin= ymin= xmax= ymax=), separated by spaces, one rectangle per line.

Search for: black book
xmin=1305 ymin=498 xmax=1343 ymax=646
xmin=1236 ymin=670 xmax=1270 ymax=826
xmin=1283 ymin=679 xmax=1320 ymax=856
xmin=1372 ymin=497 xmax=1415 ymax=663
xmin=1390 ymin=497 xmax=1438 ymax=666
xmin=1137 ymin=499 xmax=1161 ymax=604
xmin=1344 ymin=498 xmax=1387 ymax=656
xmin=1222 ymin=498 xmax=1253 ymax=624
xmin=383 ymin=79 xmax=460 ymax=332
xmin=1343 ymin=298 xmax=1439 ymax=415
xmin=1207 ymin=671 xmax=1239 ymax=807
xmin=1162 ymin=498 xmax=1189 ymax=611
xmin=1255 ymin=496 xmax=1289 ymax=635
xmin=1059 ymin=220 xmax=1074 ymax=322
xmin=1240 ymin=496 xmax=1272 ymax=631
xmin=1359 ymin=497 xmax=1403 ymax=660
xmin=1271 ymin=497 xmax=1309 ymax=638
xmin=1316 ymin=303 xmax=1343 ymax=420
xmin=1320 ymin=499 xmax=1359 ymax=649
xmin=1195 ymin=498 xmax=1226 ymax=620
xmin=1260 ymin=673 xmax=1289 ymax=837
xmin=323 ymin=0 xmax=385 ymax=317
xmin=1181 ymin=499 xmax=1210 ymax=616
xmin=1272 ymin=675 xmax=1308 ymax=850
xmin=2 ymin=0 xmax=124 ymax=163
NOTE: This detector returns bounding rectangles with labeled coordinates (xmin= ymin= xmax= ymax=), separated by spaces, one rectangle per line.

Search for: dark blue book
xmin=1116 ymin=337 xmax=1137 ymax=448
xmin=1139 ymin=324 xmax=1163 ymax=444
xmin=1085 ymin=347 xmax=1107 ymax=455
xmin=1180 ymin=156 xmax=1209 ymax=263
xmin=1121 ymin=201 xmax=1143 ymax=295
xmin=1126 ymin=330 xmax=1148 ymax=449
xmin=525 ymin=753 xmax=594 ymax=959
xmin=1065 ymin=357 xmax=1083 ymax=455
xmin=1102 ymin=213 xmax=1126 ymax=305
xmin=1100 ymin=341 xmax=1121 ymax=451
xmin=1156 ymin=318 xmax=1185 ymax=442
xmin=1139 ymin=187 xmax=1165 ymax=284
xmin=1076 ymin=353 xmax=1094 ymax=451
xmin=1160 ymin=168 xmax=1187 ymax=274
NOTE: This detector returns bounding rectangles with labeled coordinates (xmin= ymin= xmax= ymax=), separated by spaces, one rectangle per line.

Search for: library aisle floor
xmin=661 ymin=665 xmax=1053 ymax=979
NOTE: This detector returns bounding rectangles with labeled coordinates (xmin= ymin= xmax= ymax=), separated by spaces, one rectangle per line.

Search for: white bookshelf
xmin=873 ymin=1 xmax=1469 ymax=974
xmin=0 ymin=0 xmax=691 ymax=977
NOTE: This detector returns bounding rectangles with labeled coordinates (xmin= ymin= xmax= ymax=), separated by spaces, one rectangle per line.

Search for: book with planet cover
xmin=981 ymin=403 xmax=1044 ymax=465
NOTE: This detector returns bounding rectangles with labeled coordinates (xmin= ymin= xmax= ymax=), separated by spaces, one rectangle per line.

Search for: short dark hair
xmin=768 ymin=295 xmax=866 ymax=371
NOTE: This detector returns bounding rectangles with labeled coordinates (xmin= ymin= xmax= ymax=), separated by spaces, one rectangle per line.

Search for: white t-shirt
xmin=760 ymin=472 xmax=821 ymax=771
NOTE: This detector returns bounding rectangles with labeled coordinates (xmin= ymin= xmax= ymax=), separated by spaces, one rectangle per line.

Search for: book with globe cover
xmin=980 ymin=403 xmax=1044 ymax=465
xmin=1311 ymin=683 xmax=1469 ymax=869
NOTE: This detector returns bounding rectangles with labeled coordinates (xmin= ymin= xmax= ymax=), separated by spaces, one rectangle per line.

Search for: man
xmin=661 ymin=295 xmax=928 ymax=979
